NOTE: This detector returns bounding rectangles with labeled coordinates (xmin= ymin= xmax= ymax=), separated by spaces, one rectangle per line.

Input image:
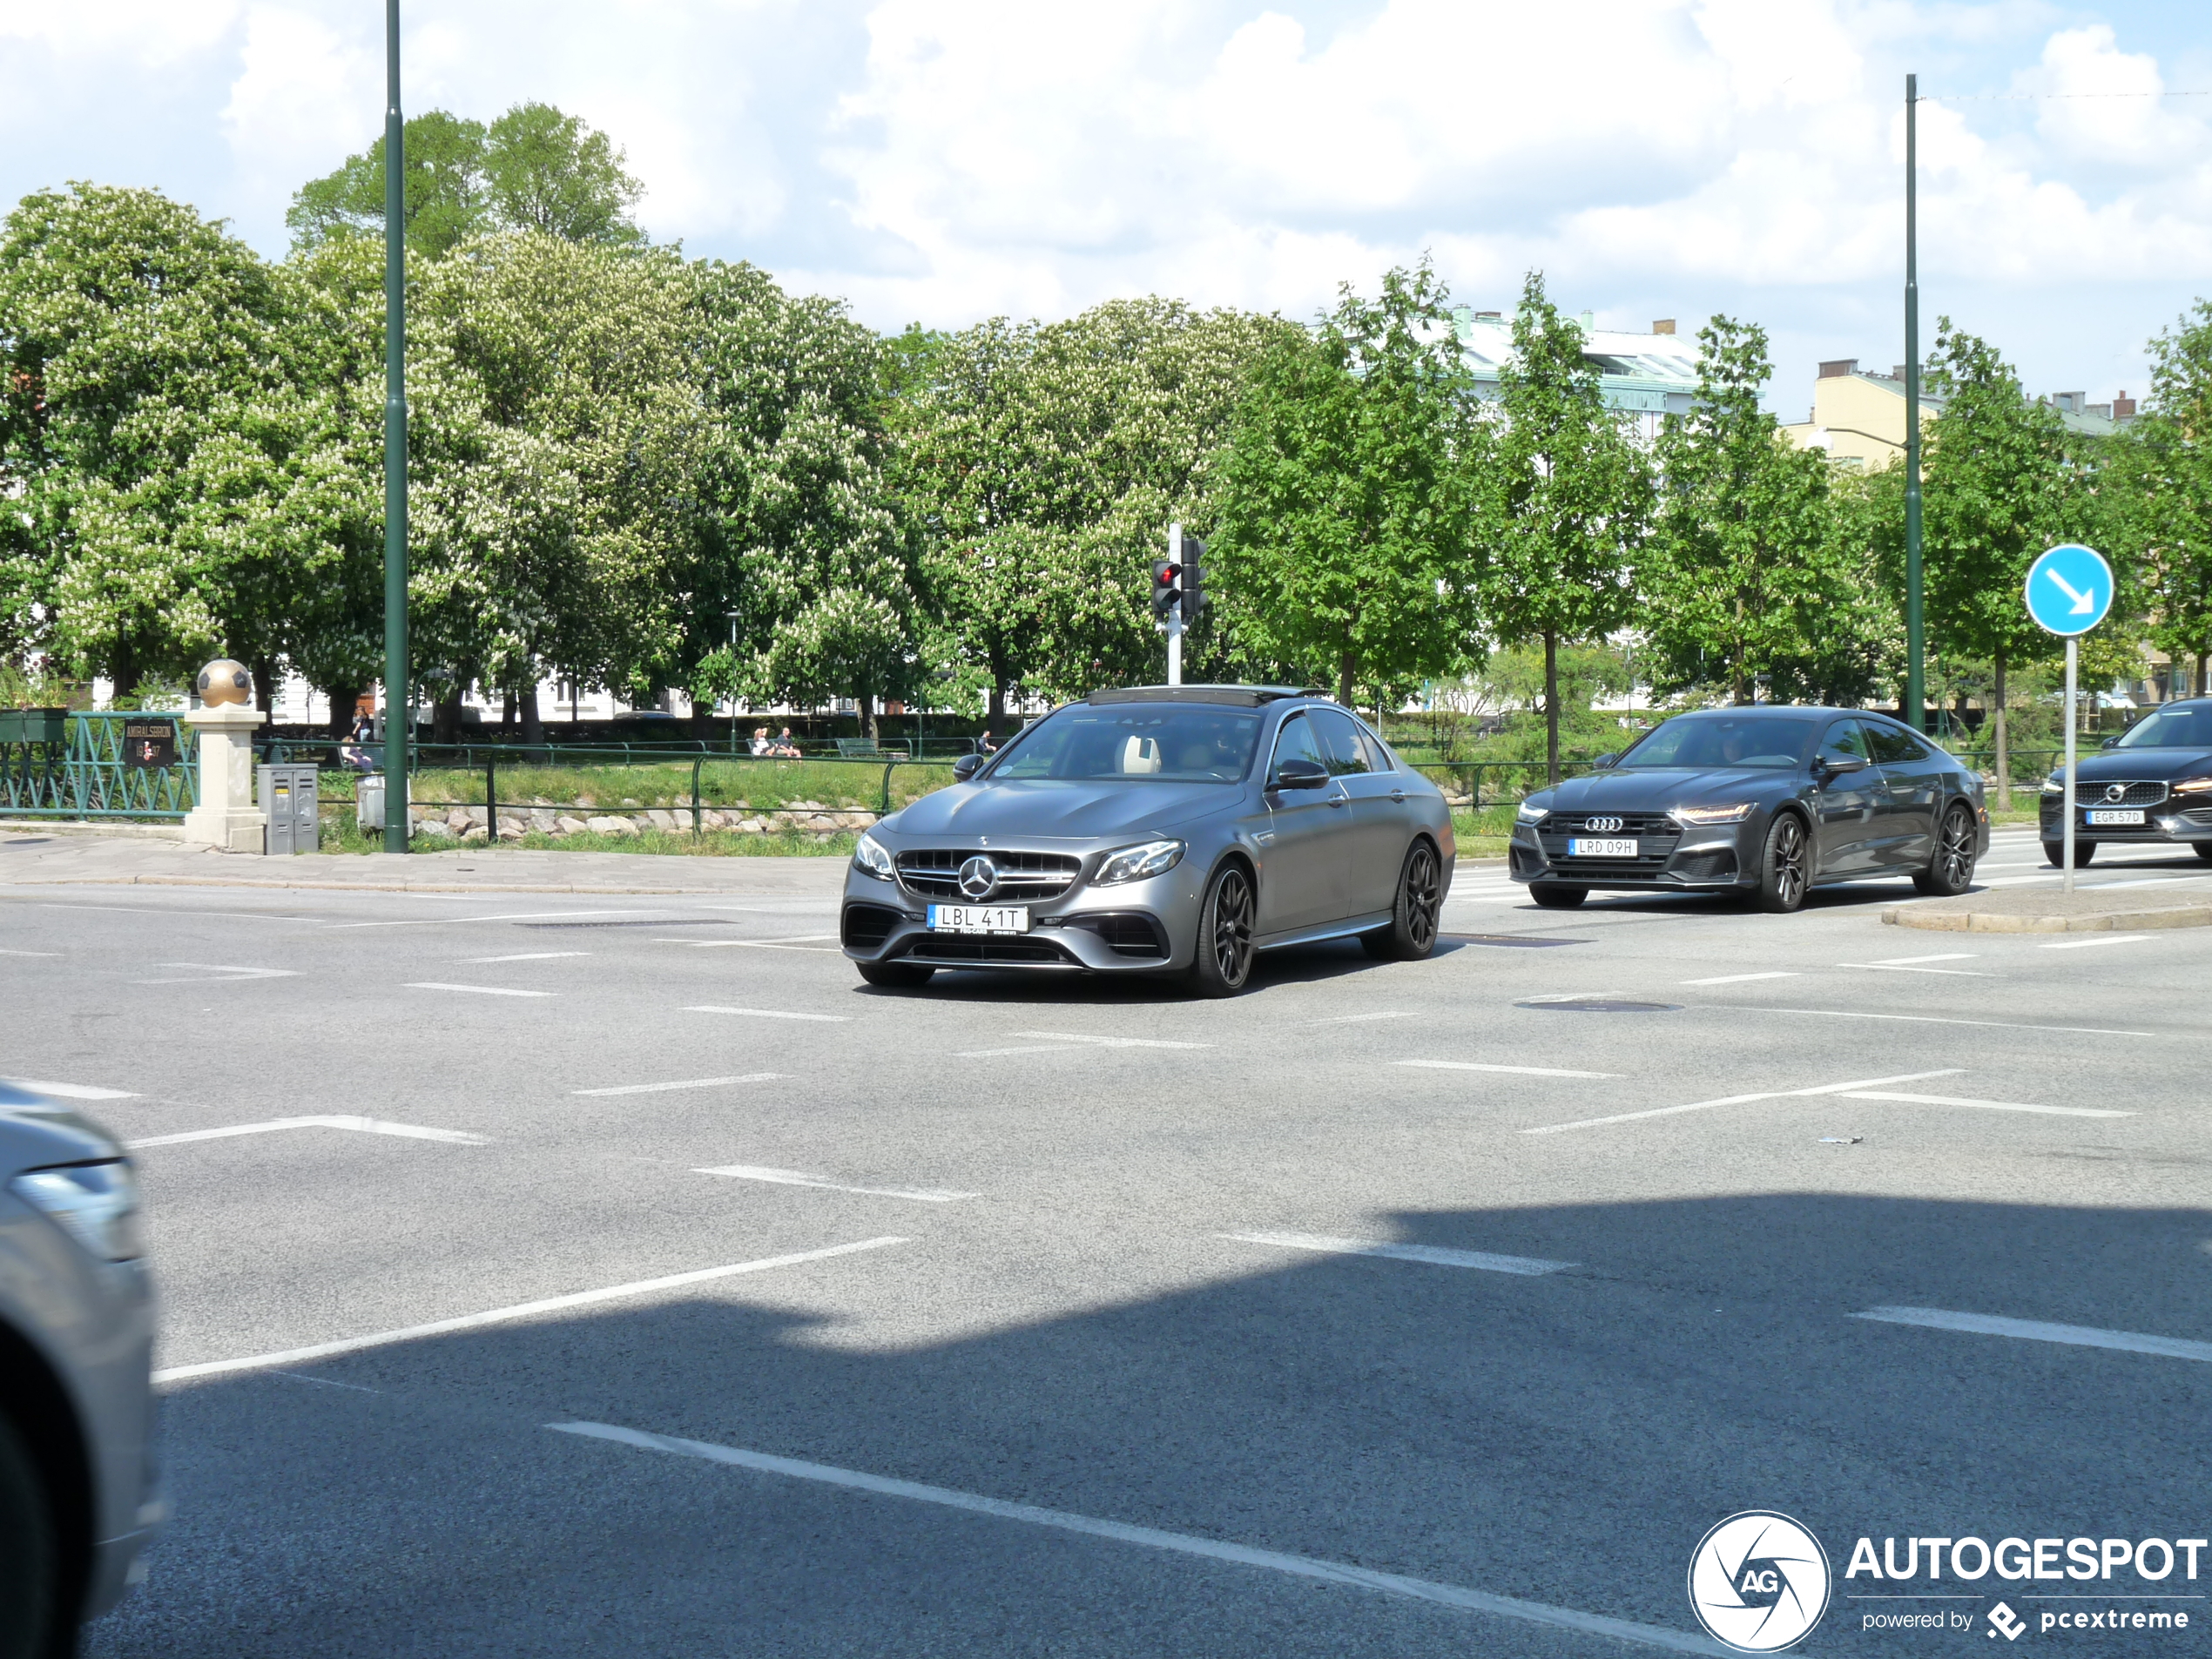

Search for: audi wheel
xmin=1757 ymin=812 xmax=1810 ymax=913
xmin=1912 ymin=804 xmax=1979 ymax=896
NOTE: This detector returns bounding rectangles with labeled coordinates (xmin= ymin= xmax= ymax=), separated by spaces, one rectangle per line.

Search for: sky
xmin=3 ymin=0 xmax=2208 ymax=412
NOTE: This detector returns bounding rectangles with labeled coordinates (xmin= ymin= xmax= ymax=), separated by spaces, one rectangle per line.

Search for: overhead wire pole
xmin=381 ymin=0 xmax=410 ymax=852
xmin=1903 ymin=71 xmax=1926 ymax=734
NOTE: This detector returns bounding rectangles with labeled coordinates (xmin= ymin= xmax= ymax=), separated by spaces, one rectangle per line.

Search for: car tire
xmin=2195 ymin=844 xmax=2212 ymax=863
xmin=1528 ymin=884 xmax=1587 ymax=909
xmin=1362 ymin=841 xmax=1444 ymax=960
xmin=0 ymin=1411 xmax=61 ymax=1659
xmin=1188 ymin=861 xmax=1256 ymax=997
xmin=1756 ymin=812 xmax=1811 ymax=914
xmin=1912 ymin=803 xmax=1979 ymax=895
xmin=856 ymin=960 xmax=934 ymax=989
xmin=2041 ymin=840 xmax=2096 ymax=869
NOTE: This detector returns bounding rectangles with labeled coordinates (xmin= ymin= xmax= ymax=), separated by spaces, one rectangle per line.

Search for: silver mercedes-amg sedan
xmin=840 ymin=686 xmax=1455 ymax=995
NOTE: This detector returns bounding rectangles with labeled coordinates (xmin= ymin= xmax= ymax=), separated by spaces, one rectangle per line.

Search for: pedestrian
xmin=773 ymin=726 xmax=801 ymax=758
xmin=749 ymin=725 xmax=772 ymax=757
xmin=977 ymin=728 xmax=997 ymax=754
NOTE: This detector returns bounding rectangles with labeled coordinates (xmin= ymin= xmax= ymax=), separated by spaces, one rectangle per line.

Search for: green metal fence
xmin=0 ymin=711 xmax=199 ymax=819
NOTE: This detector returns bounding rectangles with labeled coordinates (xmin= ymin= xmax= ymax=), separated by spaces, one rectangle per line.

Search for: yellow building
xmin=1780 ymin=361 xmax=1939 ymax=469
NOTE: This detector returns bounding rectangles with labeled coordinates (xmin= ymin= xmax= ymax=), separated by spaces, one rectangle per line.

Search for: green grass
xmin=310 ymin=815 xmax=858 ymax=857
xmin=391 ymin=758 xmax=954 ymax=815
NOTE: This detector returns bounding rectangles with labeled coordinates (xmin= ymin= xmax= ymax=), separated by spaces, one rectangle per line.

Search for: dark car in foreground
xmin=1508 ymin=706 xmax=1990 ymax=912
xmin=840 ymin=686 xmax=1455 ymax=995
xmin=2039 ymin=698 xmax=2212 ymax=867
xmin=0 ymin=1082 xmax=159 ymax=1656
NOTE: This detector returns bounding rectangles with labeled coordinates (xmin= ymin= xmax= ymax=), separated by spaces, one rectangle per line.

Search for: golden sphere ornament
xmin=196 ymin=660 xmax=253 ymax=707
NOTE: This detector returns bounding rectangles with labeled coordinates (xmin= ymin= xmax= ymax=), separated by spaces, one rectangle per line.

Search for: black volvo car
xmin=1508 ymin=706 xmax=1990 ymax=912
xmin=2038 ymin=698 xmax=2212 ymax=867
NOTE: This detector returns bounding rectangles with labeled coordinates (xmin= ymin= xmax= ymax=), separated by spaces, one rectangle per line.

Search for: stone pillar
xmin=181 ymin=705 xmax=268 ymax=853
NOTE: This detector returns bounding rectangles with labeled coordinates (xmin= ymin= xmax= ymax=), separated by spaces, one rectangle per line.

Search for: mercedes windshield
xmin=988 ymin=705 xmax=1263 ymax=783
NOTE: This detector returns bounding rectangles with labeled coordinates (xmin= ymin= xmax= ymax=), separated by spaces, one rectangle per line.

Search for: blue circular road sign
xmin=2024 ymin=543 xmax=2114 ymax=637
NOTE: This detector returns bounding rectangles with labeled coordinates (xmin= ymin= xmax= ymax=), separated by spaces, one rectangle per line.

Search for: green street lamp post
xmin=381 ymin=0 xmax=410 ymax=851
xmin=1903 ymin=72 xmax=1926 ymax=734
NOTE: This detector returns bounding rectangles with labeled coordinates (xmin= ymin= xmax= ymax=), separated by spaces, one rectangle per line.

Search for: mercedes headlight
xmin=1094 ymin=839 xmax=1184 ymax=885
xmin=2173 ymin=774 xmax=2212 ymax=795
xmin=1515 ymin=801 xmax=1549 ymax=824
xmin=11 ymin=1161 xmax=144 ymax=1261
xmin=1673 ymin=803 xmax=1755 ymax=825
xmin=852 ymin=830 xmax=895 ymax=880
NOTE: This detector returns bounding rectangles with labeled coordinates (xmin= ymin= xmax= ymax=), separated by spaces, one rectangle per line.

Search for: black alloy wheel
xmin=857 ymin=959 xmax=935 ymax=989
xmin=1190 ymin=863 xmax=1255 ymax=997
xmin=2040 ymin=840 xmax=2097 ymax=869
xmin=1528 ymin=884 xmax=1587 ymax=909
xmin=1913 ymin=804 xmax=1979 ymax=896
xmin=1757 ymin=812 xmax=1810 ymax=913
xmin=0 ymin=1412 xmax=60 ymax=1659
xmin=2195 ymin=844 xmax=2212 ymax=863
xmin=1364 ymin=841 xmax=1443 ymax=960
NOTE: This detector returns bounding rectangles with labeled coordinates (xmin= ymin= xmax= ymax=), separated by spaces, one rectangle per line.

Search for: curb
xmin=1884 ymin=903 xmax=2212 ymax=934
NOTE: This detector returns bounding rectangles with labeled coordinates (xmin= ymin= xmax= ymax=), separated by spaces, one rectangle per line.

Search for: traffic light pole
xmin=1165 ymin=523 xmax=1186 ymax=686
xmin=380 ymin=0 xmax=410 ymax=852
xmin=1903 ymin=72 xmax=1925 ymax=735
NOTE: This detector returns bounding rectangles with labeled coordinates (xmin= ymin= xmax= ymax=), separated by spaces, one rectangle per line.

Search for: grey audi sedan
xmin=840 ymin=686 xmax=1455 ymax=995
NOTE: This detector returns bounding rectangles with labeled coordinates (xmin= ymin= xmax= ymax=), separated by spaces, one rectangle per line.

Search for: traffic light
xmin=1181 ymin=536 xmax=1204 ymax=617
xmin=1152 ymin=558 xmax=1183 ymax=622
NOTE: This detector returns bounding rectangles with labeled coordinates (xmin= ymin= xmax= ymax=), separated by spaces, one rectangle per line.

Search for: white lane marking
xmin=38 ymin=903 xmax=312 ymax=923
xmin=1838 ymin=962 xmax=1995 ymax=977
xmin=462 ymin=951 xmax=590 ymax=963
xmin=574 ymin=1074 xmax=785 ymax=1096
xmin=1867 ymin=953 xmax=1978 ymax=965
xmin=153 ymin=1237 xmax=908 ymax=1384
xmin=549 ymin=1422 xmax=1725 ymax=1656
xmin=1680 ymin=971 xmax=1799 ymax=986
xmin=679 ymin=934 xmax=843 ymax=949
xmin=1015 ymin=1030 xmax=1214 ymax=1049
xmin=2039 ymin=934 xmax=2152 ymax=950
xmin=0 ymin=948 xmax=57 ymax=956
xmin=272 ymin=1371 xmax=380 ymax=1393
xmin=128 ymin=1116 xmax=488 ymax=1148
xmin=686 ymin=1005 xmax=850 ymax=1022
xmin=406 ymin=981 xmax=555 ymax=998
xmin=327 ymin=910 xmax=651 ymax=931
xmin=1396 ymin=1060 xmax=1620 ymax=1079
xmin=1223 ymin=1231 xmax=1575 ymax=1276
xmin=1853 ymin=1306 xmax=2212 ymax=1365
xmin=1525 ymin=1069 xmax=1965 ymax=1136
xmin=1305 ymin=1010 xmax=1416 ymax=1025
xmin=1711 ymin=1005 xmax=2157 ymax=1038
xmin=133 ymin=962 xmax=300 ymax=985
xmin=956 ymin=1045 xmax=1082 ymax=1058
xmin=1839 ymin=1090 xmax=2134 ymax=1119
xmin=695 ymin=1165 xmax=978 ymax=1203
xmin=1 ymin=1077 xmax=137 ymax=1100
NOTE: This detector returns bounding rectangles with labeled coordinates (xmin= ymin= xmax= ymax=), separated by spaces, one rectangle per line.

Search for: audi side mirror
xmin=952 ymin=753 xmax=983 ymax=781
xmin=1815 ymin=754 xmax=1867 ymax=776
xmin=1271 ymin=757 xmax=1330 ymax=790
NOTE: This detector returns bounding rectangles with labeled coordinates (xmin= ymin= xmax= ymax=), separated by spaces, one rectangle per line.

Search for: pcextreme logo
xmin=1689 ymin=1511 xmax=1833 ymax=1652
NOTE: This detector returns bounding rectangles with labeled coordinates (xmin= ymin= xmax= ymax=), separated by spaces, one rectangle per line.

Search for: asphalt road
xmin=8 ymin=826 xmax=2209 ymax=1657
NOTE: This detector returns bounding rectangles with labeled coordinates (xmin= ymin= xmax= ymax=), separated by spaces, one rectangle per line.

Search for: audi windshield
xmin=989 ymin=706 xmax=1262 ymax=783
xmin=1615 ymin=712 xmax=1820 ymax=770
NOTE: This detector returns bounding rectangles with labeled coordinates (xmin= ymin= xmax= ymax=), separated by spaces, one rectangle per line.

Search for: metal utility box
xmin=259 ymin=765 xmax=319 ymax=854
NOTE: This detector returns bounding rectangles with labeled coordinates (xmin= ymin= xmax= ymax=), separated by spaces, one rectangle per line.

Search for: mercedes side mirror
xmin=952 ymin=753 xmax=984 ymax=781
xmin=1271 ymin=757 xmax=1330 ymax=790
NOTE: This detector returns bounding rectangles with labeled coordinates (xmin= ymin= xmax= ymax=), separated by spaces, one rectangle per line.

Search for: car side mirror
xmin=1271 ymin=757 xmax=1330 ymax=790
xmin=952 ymin=753 xmax=983 ymax=781
xmin=1816 ymin=754 xmax=1866 ymax=776
xmin=2100 ymin=736 xmax=2120 ymax=751
xmin=1591 ymin=752 xmax=1618 ymax=770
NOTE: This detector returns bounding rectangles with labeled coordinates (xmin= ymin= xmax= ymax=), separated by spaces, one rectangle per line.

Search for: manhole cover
xmin=1444 ymin=934 xmax=1586 ymax=949
xmin=1515 ymin=995 xmax=1683 ymax=1013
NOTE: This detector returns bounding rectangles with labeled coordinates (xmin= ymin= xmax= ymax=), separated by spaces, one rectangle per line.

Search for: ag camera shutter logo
xmin=1688 ymin=1511 xmax=1831 ymax=1651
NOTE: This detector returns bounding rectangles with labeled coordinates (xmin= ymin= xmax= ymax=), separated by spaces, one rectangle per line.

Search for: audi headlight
xmin=2173 ymin=774 xmax=2212 ymax=795
xmin=852 ymin=830 xmax=895 ymax=880
xmin=11 ymin=1161 xmax=144 ymax=1261
xmin=1672 ymin=803 xmax=1755 ymax=826
xmin=1094 ymin=839 xmax=1184 ymax=885
xmin=1515 ymin=801 xmax=1549 ymax=824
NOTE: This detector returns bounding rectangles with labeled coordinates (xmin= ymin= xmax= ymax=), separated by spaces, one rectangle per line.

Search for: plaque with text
xmin=123 ymin=719 xmax=177 ymax=769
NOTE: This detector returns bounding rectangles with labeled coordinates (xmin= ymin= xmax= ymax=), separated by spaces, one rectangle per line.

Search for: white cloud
xmin=219 ymin=5 xmax=381 ymax=219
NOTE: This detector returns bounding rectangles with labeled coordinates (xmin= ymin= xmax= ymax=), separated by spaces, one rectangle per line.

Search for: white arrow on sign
xmin=2044 ymin=566 xmax=2098 ymax=616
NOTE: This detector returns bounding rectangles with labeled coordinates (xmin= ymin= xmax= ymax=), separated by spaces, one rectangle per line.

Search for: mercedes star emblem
xmin=959 ymin=854 xmax=999 ymax=900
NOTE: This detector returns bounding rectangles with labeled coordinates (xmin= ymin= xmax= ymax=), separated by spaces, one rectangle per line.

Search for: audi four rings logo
xmin=1688 ymin=1511 xmax=1831 ymax=1652
xmin=958 ymin=854 xmax=999 ymax=900
xmin=1586 ymin=816 xmax=1624 ymax=833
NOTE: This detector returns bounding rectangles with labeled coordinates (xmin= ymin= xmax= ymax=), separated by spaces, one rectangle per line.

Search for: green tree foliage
xmin=1646 ymin=317 xmax=1847 ymax=706
xmin=287 ymin=103 xmax=644 ymax=259
xmin=0 ymin=184 xmax=371 ymax=696
xmin=1211 ymin=264 xmax=1483 ymax=710
xmin=1478 ymin=273 xmax=1653 ymax=781
xmin=1920 ymin=320 xmax=2080 ymax=802
xmin=2106 ymin=301 xmax=2212 ymax=697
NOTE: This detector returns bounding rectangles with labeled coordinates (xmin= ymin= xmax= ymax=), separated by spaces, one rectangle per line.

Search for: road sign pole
xmin=2062 ymin=637 xmax=2078 ymax=895
xmin=381 ymin=0 xmax=409 ymax=853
